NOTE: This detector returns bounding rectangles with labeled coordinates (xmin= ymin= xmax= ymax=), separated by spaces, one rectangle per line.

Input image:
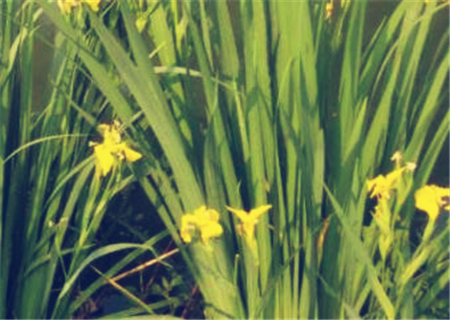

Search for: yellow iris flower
xmin=367 ymin=167 xmax=406 ymax=199
xmin=415 ymin=185 xmax=450 ymax=221
xmin=89 ymin=122 xmax=142 ymax=177
xmin=57 ymin=0 xmax=101 ymax=14
xmin=180 ymin=206 xmax=223 ymax=245
xmin=367 ymin=162 xmax=416 ymax=200
xmin=226 ymin=205 xmax=272 ymax=250
xmin=367 ymin=155 xmax=416 ymax=260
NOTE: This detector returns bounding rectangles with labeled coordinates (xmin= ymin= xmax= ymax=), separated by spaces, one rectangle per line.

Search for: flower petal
xmin=180 ymin=206 xmax=223 ymax=245
xmin=227 ymin=205 xmax=272 ymax=250
xmin=249 ymin=205 xmax=272 ymax=220
xmin=200 ymin=222 xmax=223 ymax=244
xmin=415 ymin=185 xmax=450 ymax=221
xmin=94 ymin=144 xmax=115 ymax=176
xmin=226 ymin=206 xmax=250 ymax=222
xmin=367 ymin=167 xmax=407 ymax=199
xmin=121 ymin=144 xmax=143 ymax=162
xmin=84 ymin=0 xmax=101 ymax=12
xmin=180 ymin=214 xmax=197 ymax=243
xmin=57 ymin=0 xmax=78 ymax=13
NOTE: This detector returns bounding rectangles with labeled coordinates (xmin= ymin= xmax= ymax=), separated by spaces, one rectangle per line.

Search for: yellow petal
xmin=199 ymin=222 xmax=223 ymax=244
xmin=180 ymin=207 xmax=223 ymax=244
xmin=194 ymin=207 xmax=221 ymax=232
xmin=89 ymin=122 xmax=143 ymax=177
xmin=192 ymin=206 xmax=207 ymax=215
xmin=325 ymin=2 xmax=334 ymax=19
xmin=201 ymin=207 xmax=220 ymax=222
xmin=227 ymin=205 xmax=271 ymax=249
xmin=121 ymin=145 xmax=143 ymax=162
xmin=95 ymin=123 xmax=142 ymax=163
xmin=192 ymin=206 xmax=209 ymax=224
xmin=249 ymin=205 xmax=272 ymax=220
xmin=415 ymin=185 xmax=450 ymax=221
xmin=367 ymin=167 xmax=407 ymax=199
xmin=94 ymin=145 xmax=115 ymax=176
xmin=57 ymin=0 xmax=78 ymax=13
xmin=367 ymin=175 xmax=387 ymax=198
xmin=226 ymin=206 xmax=250 ymax=223
xmin=180 ymin=214 xmax=196 ymax=243
xmin=384 ymin=167 xmax=406 ymax=186
xmin=83 ymin=0 xmax=101 ymax=12
xmin=180 ymin=229 xmax=193 ymax=243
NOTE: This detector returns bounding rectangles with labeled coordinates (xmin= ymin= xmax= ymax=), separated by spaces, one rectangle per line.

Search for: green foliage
xmin=1 ymin=1 xmax=177 ymax=318
xmin=1 ymin=0 xmax=448 ymax=319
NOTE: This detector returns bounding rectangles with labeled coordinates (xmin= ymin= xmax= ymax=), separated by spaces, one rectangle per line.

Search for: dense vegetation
xmin=1 ymin=1 xmax=449 ymax=318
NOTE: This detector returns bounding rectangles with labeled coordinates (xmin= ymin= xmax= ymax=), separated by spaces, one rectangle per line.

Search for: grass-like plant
xmin=2 ymin=0 xmax=449 ymax=319
xmin=1 ymin=1 xmax=175 ymax=318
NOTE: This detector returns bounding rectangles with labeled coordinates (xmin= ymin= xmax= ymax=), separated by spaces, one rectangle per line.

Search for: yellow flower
xmin=57 ymin=0 xmax=101 ymax=14
xmin=83 ymin=0 xmax=101 ymax=11
xmin=89 ymin=122 xmax=142 ymax=177
xmin=226 ymin=205 xmax=272 ymax=249
xmin=325 ymin=1 xmax=334 ymax=19
xmin=367 ymin=167 xmax=405 ymax=199
xmin=180 ymin=214 xmax=197 ymax=244
xmin=57 ymin=0 xmax=78 ymax=13
xmin=367 ymin=155 xmax=418 ymax=259
xmin=367 ymin=162 xmax=416 ymax=200
xmin=368 ymin=152 xmax=417 ymax=200
xmin=180 ymin=206 xmax=223 ymax=245
xmin=415 ymin=185 xmax=450 ymax=221
xmin=90 ymin=143 xmax=115 ymax=177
